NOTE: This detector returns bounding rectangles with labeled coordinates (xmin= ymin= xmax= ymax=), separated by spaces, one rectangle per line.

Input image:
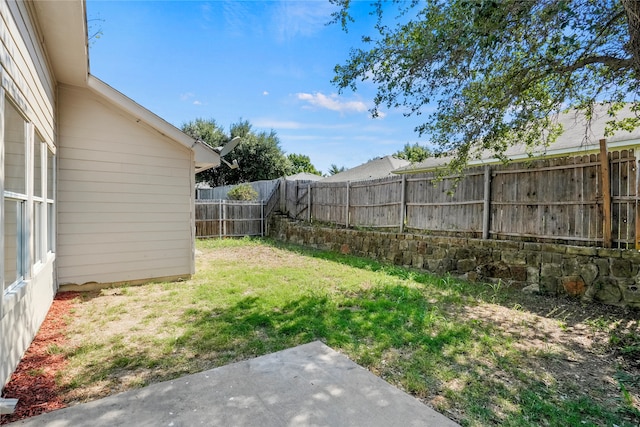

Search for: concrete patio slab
xmin=9 ymin=341 xmax=460 ymax=426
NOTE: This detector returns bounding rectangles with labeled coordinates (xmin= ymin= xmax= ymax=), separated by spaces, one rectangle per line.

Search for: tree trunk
xmin=622 ymin=0 xmax=640 ymax=76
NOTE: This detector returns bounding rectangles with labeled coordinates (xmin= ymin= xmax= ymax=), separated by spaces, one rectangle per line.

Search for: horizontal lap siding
xmin=1 ymin=0 xmax=56 ymax=388
xmin=57 ymin=85 xmax=194 ymax=285
xmin=0 ymin=0 xmax=55 ymax=141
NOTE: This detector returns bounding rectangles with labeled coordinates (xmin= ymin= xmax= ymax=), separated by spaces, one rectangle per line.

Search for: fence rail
xmin=281 ymin=145 xmax=639 ymax=249
xmin=196 ymin=179 xmax=280 ymax=201
xmin=195 ymin=200 xmax=264 ymax=238
xmin=195 ymin=179 xmax=283 ymax=238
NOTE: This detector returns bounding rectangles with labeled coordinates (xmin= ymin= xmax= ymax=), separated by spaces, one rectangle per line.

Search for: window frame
xmin=2 ymin=91 xmax=56 ymax=297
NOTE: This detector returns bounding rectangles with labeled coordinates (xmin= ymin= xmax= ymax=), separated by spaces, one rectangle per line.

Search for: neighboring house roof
xmin=32 ymin=0 xmax=220 ymax=173
xmin=321 ymin=156 xmax=411 ymax=183
xmin=285 ymin=172 xmax=323 ymax=181
xmin=395 ymin=104 xmax=640 ymax=174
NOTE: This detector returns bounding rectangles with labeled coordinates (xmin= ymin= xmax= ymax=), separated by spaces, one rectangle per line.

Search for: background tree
xmin=183 ymin=118 xmax=293 ymax=186
xmin=328 ymin=164 xmax=346 ymax=175
xmin=331 ymin=0 xmax=640 ymax=171
xmin=223 ymin=120 xmax=293 ymax=185
xmin=181 ymin=118 xmax=230 ymax=186
xmin=393 ymin=143 xmax=431 ymax=163
xmin=288 ymin=153 xmax=322 ymax=176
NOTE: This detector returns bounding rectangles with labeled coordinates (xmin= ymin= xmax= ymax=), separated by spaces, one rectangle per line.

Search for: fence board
xmin=197 ymin=179 xmax=280 ymax=201
xmin=280 ymin=148 xmax=638 ymax=247
xmin=348 ymin=176 xmax=402 ymax=228
xmin=195 ymin=200 xmax=264 ymax=238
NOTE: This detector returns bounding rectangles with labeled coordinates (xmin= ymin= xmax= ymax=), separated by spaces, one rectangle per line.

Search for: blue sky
xmin=86 ymin=1 xmax=425 ymax=175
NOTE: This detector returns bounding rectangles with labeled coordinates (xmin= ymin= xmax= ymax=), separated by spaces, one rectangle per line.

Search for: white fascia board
xmin=32 ymin=0 xmax=88 ymax=86
xmin=86 ymin=75 xmax=220 ymax=170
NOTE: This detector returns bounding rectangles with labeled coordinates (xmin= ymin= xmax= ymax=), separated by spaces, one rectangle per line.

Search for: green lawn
xmin=59 ymin=238 xmax=639 ymax=427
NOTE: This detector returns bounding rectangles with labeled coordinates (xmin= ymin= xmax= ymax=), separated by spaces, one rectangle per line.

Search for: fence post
xmin=399 ymin=174 xmax=406 ymax=233
xmin=218 ymin=200 xmax=222 ymax=239
xmin=307 ymin=183 xmax=312 ymax=222
xmin=345 ymin=181 xmax=350 ymax=228
xmin=482 ymin=165 xmax=492 ymax=239
xmin=293 ymin=181 xmax=298 ymax=219
xmin=261 ymin=201 xmax=265 ymax=237
xmin=222 ymin=199 xmax=227 ymax=238
xmin=636 ymin=149 xmax=640 ymax=250
xmin=279 ymin=178 xmax=286 ymax=214
xmin=600 ymin=139 xmax=612 ymax=248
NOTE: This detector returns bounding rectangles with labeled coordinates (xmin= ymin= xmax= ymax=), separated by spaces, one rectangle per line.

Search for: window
xmin=33 ymin=133 xmax=44 ymax=263
xmin=3 ymin=99 xmax=28 ymax=291
xmin=46 ymin=146 xmax=55 ymax=254
xmin=2 ymin=94 xmax=55 ymax=293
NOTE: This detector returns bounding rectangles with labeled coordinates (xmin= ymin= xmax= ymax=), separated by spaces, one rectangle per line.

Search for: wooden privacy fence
xmin=283 ymin=179 xmax=313 ymax=220
xmin=195 ymin=200 xmax=265 ymax=237
xmin=195 ymin=181 xmax=281 ymax=238
xmin=196 ymin=179 xmax=280 ymax=201
xmin=282 ymin=144 xmax=639 ymax=249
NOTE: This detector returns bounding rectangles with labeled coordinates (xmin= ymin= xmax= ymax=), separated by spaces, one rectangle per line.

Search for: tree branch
xmin=553 ymin=55 xmax=633 ymax=74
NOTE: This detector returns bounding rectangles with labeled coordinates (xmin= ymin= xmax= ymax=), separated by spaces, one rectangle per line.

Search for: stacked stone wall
xmin=269 ymin=215 xmax=640 ymax=308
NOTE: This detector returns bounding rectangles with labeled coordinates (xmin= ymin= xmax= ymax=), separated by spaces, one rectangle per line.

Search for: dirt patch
xmin=199 ymin=245 xmax=305 ymax=267
xmin=0 ymin=292 xmax=79 ymax=425
xmin=454 ymin=293 xmax=640 ymax=417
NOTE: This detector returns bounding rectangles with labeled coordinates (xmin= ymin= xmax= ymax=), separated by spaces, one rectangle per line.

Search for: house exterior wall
xmin=0 ymin=1 xmax=56 ymax=141
xmin=1 ymin=0 xmax=57 ymax=387
xmin=56 ymin=84 xmax=195 ymax=287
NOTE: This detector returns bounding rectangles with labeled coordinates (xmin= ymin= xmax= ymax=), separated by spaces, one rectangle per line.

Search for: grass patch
xmin=57 ymin=237 xmax=639 ymax=426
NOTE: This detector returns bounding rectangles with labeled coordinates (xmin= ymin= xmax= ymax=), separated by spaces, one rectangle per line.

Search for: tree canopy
xmin=393 ymin=142 xmax=431 ymax=163
xmin=182 ymin=118 xmax=228 ymax=148
xmin=327 ymin=164 xmax=346 ymax=175
xmin=183 ymin=118 xmax=294 ymax=186
xmin=288 ymin=153 xmax=322 ymax=176
xmin=331 ymin=0 xmax=640 ymax=170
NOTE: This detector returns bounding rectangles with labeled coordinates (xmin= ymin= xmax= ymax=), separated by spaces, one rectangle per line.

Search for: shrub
xmin=227 ymin=183 xmax=258 ymax=201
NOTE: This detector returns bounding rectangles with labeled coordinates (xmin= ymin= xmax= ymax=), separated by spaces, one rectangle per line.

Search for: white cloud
xmin=263 ymin=91 xmax=269 ymax=96
xmin=252 ymin=118 xmax=352 ymax=130
xmin=253 ymin=119 xmax=304 ymax=130
xmin=296 ymin=92 xmax=368 ymax=114
xmin=180 ymin=92 xmax=195 ymax=101
xmin=273 ymin=1 xmax=337 ymax=41
xmin=193 ymin=100 xmax=202 ymax=106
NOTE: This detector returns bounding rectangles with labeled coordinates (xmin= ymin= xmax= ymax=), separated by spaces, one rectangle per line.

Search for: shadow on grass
xmin=175 ymin=283 xmax=469 ymax=367
xmin=172 ymin=282 xmax=635 ymax=426
xmin=265 ymin=239 xmax=639 ymax=346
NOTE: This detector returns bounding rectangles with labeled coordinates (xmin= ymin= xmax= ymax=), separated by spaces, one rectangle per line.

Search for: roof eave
xmin=86 ymin=75 xmax=220 ymax=170
xmin=32 ymin=0 xmax=88 ymax=86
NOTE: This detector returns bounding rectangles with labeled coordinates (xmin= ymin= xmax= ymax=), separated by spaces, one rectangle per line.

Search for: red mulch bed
xmin=0 ymin=292 xmax=79 ymax=425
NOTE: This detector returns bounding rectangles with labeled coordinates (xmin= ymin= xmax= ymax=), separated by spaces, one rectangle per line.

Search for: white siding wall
xmin=1 ymin=0 xmax=56 ymax=387
xmin=0 ymin=1 xmax=55 ymax=142
xmin=0 ymin=262 xmax=55 ymax=389
xmin=57 ymin=84 xmax=195 ymax=286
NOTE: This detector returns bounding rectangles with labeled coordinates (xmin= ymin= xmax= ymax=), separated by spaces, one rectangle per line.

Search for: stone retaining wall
xmin=269 ymin=215 xmax=640 ymax=308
